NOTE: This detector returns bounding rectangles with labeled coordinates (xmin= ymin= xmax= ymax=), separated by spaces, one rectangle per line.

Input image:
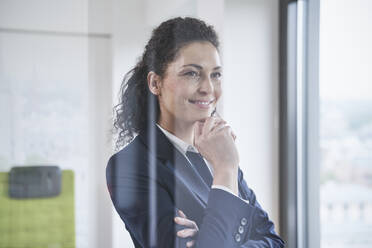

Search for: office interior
xmin=0 ymin=0 xmax=371 ymax=247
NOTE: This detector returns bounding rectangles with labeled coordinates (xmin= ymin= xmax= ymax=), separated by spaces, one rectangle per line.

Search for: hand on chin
xmin=193 ymin=110 xmax=216 ymax=124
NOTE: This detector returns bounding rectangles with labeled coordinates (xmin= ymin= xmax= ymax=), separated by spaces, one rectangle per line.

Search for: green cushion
xmin=0 ymin=170 xmax=75 ymax=248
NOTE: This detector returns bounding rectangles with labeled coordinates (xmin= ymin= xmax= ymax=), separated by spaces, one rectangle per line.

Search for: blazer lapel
xmin=138 ymin=124 xmax=210 ymax=205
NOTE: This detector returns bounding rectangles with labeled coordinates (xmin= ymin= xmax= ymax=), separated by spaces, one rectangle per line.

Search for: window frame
xmin=279 ymin=0 xmax=320 ymax=247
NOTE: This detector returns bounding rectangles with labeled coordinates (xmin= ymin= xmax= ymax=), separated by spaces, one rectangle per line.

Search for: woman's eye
xmin=211 ymin=72 xmax=222 ymax=79
xmin=184 ymin=71 xmax=199 ymax=77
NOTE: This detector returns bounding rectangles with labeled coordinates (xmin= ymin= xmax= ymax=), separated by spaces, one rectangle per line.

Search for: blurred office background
xmin=0 ymin=0 xmax=371 ymax=247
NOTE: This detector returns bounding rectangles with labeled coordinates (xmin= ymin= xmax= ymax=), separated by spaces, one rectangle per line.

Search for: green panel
xmin=0 ymin=170 xmax=75 ymax=248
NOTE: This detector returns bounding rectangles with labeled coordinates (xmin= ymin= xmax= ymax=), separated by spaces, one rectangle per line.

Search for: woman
xmin=106 ymin=17 xmax=284 ymax=248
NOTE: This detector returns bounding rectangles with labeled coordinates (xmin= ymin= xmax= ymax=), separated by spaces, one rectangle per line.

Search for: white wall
xmin=0 ymin=0 xmax=113 ymax=247
xmin=223 ymin=0 xmax=280 ymax=229
xmin=110 ymin=1 xmax=147 ymax=246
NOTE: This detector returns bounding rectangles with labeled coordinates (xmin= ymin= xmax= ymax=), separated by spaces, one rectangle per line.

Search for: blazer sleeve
xmin=199 ymin=188 xmax=284 ymax=248
xmin=237 ymin=168 xmax=285 ymax=247
xmin=106 ymin=153 xmax=189 ymax=248
xmin=106 ymin=153 xmax=284 ymax=248
xmin=186 ymin=168 xmax=284 ymax=247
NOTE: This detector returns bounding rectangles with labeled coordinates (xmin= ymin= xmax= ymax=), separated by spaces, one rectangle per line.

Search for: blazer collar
xmin=138 ymin=124 xmax=210 ymax=205
xmin=156 ymin=123 xmax=198 ymax=156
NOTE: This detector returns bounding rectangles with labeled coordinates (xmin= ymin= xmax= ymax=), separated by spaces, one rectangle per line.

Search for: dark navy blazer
xmin=106 ymin=125 xmax=284 ymax=247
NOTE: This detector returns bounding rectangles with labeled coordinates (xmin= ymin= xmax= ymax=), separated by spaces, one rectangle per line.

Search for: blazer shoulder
xmin=106 ymin=135 xmax=148 ymax=177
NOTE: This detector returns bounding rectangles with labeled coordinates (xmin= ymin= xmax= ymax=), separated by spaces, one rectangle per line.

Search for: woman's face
xmin=157 ymin=41 xmax=222 ymax=126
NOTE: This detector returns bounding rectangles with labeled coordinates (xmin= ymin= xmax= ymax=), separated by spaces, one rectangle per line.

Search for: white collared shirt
xmin=156 ymin=124 xmax=241 ymax=199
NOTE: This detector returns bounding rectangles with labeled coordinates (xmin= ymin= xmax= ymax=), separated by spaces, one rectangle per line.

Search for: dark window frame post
xmin=279 ymin=0 xmax=320 ymax=247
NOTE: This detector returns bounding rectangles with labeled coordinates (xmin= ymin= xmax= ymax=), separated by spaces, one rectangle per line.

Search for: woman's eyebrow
xmin=182 ymin=64 xmax=222 ymax=70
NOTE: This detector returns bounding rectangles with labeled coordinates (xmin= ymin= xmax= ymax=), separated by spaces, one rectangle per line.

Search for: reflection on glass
xmin=320 ymin=0 xmax=372 ymax=247
xmin=107 ymin=16 xmax=284 ymax=248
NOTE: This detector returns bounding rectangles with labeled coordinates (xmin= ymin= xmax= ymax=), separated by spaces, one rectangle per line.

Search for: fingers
xmin=202 ymin=117 xmax=218 ymax=135
xmin=212 ymin=123 xmax=237 ymax=141
xmin=176 ymin=228 xmax=198 ymax=238
xmin=187 ymin=240 xmax=196 ymax=247
xmin=178 ymin=209 xmax=187 ymax=218
xmin=194 ymin=117 xmax=237 ymax=145
xmin=210 ymin=119 xmax=226 ymax=133
xmin=193 ymin=121 xmax=204 ymax=144
xmin=231 ymin=130 xmax=237 ymax=141
xmin=174 ymin=210 xmax=199 ymax=241
xmin=174 ymin=217 xmax=197 ymax=229
xmin=197 ymin=117 xmax=224 ymax=136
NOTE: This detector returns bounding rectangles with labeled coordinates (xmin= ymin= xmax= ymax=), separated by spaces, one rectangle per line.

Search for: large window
xmin=280 ymin=0 xmax=372 ymax=247
xmin=319 ymin=0 xmax=372 ymax=247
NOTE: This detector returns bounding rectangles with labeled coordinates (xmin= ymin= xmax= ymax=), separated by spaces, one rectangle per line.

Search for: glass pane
xmin=0 ymin=1 xmax=283 ymax=247
xmin=319 ymin=0 xmax=372 ymax=247
xmin=0 ymin=2 xmax=112 ymax=247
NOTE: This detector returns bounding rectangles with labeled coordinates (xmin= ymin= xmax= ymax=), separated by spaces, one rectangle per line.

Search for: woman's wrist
xmin=212 ymin=167 xmax=239 ymax=195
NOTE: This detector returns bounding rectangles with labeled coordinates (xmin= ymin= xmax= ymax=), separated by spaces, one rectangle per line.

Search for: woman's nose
xmin=198 ymin=76 xmax=214 ymax=94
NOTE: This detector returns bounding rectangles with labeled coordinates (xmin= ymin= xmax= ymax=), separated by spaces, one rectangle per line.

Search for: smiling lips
xmin=188 ymin=99 xmax=214 ymax=109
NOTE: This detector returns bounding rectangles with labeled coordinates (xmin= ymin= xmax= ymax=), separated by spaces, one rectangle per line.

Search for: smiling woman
xmin=106 ymin=17 xmax=284 ymax=248
xmin=147 ymin=41 xmax=222 ymax=145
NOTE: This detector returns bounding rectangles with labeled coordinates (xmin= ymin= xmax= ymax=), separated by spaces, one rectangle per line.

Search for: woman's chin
xmin=180 ymin=109 xmax=214 ymax=124
xmin=191 ymin=113 xmax=213 ymax=123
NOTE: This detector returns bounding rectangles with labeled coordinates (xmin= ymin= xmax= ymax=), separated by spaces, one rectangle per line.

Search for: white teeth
xmin=190 ymin=100 xmax=213 ymax=105
xmin=195 ymin=101 xmax=209 ymax=105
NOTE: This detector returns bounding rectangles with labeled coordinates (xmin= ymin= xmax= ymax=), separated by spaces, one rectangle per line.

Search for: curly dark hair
xmin=113 ymin=17 xmax=220 ymax=149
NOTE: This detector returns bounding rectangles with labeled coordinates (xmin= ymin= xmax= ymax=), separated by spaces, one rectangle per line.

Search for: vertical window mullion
xmin=280 ymin=0 xmax=320 ymax=247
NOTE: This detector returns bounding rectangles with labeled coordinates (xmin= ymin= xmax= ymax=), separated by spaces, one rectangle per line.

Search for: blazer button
xmin=235 ymin=233 xmax=241 ymax=242
xmin=240 ymin=217 xmax=247 ymax=226
xmin=238 ymin=225 xmax=244 ymax=234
